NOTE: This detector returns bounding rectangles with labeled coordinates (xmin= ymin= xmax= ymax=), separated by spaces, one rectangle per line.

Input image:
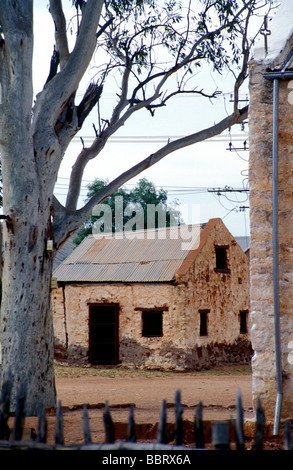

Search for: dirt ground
xmin=57 ymin=372 xmax=254 ymax=444
xmin=12 ymin=370 xmax=254 ymax=446
xmin=7 ymin=368 xmax=286 ymax=450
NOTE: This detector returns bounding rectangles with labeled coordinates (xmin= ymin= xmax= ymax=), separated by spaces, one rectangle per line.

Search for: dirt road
xmin=25 ymin=373 xmax=253 ymax=445
xmin=8 ymin=371 xmax=287 ymax=449
xmin=7 ymin=370 xmax=288 ymax=451
xmin=55 ymin=373 xmax=253 ymax=419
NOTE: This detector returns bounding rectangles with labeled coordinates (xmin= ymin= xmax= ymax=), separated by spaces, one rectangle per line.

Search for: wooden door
xmin=89 ymin=304 xmax=119 ymax=364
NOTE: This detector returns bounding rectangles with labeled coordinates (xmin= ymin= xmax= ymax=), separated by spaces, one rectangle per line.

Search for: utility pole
xmin=207 ymin=187 xmax=249 ymax=195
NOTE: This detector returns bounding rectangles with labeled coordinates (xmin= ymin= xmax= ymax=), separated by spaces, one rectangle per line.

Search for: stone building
xmin=52 ymin=218 xmax=251 ymax=370
xmin=249 ymin=0 xmax=293 ymax=426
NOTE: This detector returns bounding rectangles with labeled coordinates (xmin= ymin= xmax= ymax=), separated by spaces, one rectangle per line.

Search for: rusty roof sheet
xmin=53 ymin=224 xmax=203 ymax=283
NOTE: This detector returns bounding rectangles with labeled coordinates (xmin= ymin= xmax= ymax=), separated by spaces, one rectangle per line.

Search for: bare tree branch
xmin=60 ymin=0 xmax=271 ymax=218
xmin=32 ymin=0 xmax=104 ymax=134
xmin=49 ymin=0 xmax=70 ymax=69
xmin=110 ymin=60 xmax=132 ymax=124
xmin=233 ymin=2 xmax=253 ymax=114
xmin=51 ymin=0 xmax=275 ymax=247
xmin=77 ymin=82 xmax=104 ymax=127
xmin=65 ymin=137 xmax=106 ymax=210
xmin=54 ymin=104 xmax=248 ymax=247
xmin=45 ymin=46 xmax=60 ymax=84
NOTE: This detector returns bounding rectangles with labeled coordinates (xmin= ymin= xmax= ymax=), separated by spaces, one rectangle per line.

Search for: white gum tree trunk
xmin=0 ymin=2 xmax=56 ymax=414
xmin=0 ymin=0 xmax=104 ymax=415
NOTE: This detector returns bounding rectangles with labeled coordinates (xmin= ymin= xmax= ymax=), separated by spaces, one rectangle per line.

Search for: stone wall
xmin=52 ymin=220 xmax=251 ymax=370
xmin=249 ymin=58 xmax=293 ymax=416
xmin=177 ymin=219 xmax=251 ymax=349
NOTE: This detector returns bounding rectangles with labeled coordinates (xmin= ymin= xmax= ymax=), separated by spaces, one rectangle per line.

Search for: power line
xmin=55 ymin=176 xmax=249 ymax=194
xmin=54 ymin=183 xmax=249 ymax=199
xmin=69 ymin=133 xmax=248 ymax=145
xmin=207 ymin=187 xmax=249 ymax=194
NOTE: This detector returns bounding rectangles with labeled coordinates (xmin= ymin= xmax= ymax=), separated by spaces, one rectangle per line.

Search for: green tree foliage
xmin=74 ymin=177 xmax=182 ymax=244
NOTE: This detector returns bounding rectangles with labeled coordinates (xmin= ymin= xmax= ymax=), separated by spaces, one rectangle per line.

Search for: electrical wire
xmin=69 ymin=133 xmax=248 ymax=145
xmin=54 ymin=122 xmax=250 ymax=225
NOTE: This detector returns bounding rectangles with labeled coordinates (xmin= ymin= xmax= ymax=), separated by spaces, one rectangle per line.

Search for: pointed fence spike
xmin=194 ymin=401 xmax=205 ymax=448
xmin=254 ymin=396 xmax=265 ymax=451
xmin=284 ymin=420 xmax=292 ymax=450
xmin=0 ymin=368 xmax=13 ymax=440
xmin=0 ymin=368 xmax=13 ymax=403
xmin=55 ymin=400 xmax=64 ymax=445
xmin=127 ymin=403 xmax=136 ymax=442
xmin=157 ymin=399 xmax=167 ymax=444
xmin=103 ymin=401 xmax=115 ymax=443
xmin=13 ymin=381 xmax=26 ymax=441
xmin=82 ymin=404 xmax=92 ymax=445
xmin=212 ymin=420 xmax=230 ymax=450
xmin=175 ymin=389 xmax=183 ymax=446
xmin=234 ymin=388 xmax=245 ymax=451
xmin=37 ymin=404 xmax=47 ymax=444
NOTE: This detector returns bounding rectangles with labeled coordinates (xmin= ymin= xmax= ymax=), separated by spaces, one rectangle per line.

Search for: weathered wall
xmin=53 ymin=282 xmax=182 ymax=368
xmin=192 ymin=224 xmax=249 ymax=338
xmin=52 ymin=220 xmax=251 ymax=370
xmin=249 ymin=58 xmax=293 ymax=418
xmin=176 ymin=219 xmax=251 ymax=366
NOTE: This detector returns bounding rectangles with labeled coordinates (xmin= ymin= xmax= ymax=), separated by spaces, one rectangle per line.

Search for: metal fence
xmin=0 ymin=374 xmax=291 ymax=451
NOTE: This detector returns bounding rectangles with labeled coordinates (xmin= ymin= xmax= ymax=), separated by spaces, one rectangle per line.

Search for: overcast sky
xmin=32 ymin=0 xmax=276 ymax=239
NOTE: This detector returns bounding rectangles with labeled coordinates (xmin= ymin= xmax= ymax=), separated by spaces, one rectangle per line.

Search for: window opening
xmin=215 ymin=246 xmax=227 ymax=269
xmin=142 ymin=311 xmax=163 ymax=337
xmin=214 ymin=245 xmax=230 ymax=273
xmin=240 ymin=310 xmax=248 ymax=334
xmin=199 ymin=309 xmax=209 ymax=336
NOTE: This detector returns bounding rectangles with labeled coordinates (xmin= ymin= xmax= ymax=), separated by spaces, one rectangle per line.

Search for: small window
xmin=199 ymin=309 xmax=209 ymax=336
xmin=142 ymin=311 xmax=163 ymax=337
xmin=214 ymin=245 xmax=230 ymax=272
xmin=240 ymin=310 xmax=248 ymax=334
xmin=215 ymin=246 xmax=227 ymax=269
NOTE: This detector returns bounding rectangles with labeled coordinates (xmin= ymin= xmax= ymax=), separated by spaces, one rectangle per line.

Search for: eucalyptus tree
xmin=74 ymin=177 xmax=182 ymax=244
xmin=0 ymin=0 xmax=275 ymax=414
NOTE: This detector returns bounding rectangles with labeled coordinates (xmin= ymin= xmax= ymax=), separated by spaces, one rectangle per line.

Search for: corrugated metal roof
xmin=53 ymin=224 xmax=203 ymax=283
xmin=53 ymin=235 xmax=76 ymax=270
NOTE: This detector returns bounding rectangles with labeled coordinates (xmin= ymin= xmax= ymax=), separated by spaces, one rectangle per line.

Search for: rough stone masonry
xmin=249 ymin=0 xmax=293 ymax=419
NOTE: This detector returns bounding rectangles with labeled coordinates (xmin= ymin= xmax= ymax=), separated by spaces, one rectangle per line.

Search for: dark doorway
xmin=89 ymin=303 xmax=119 ymax=364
